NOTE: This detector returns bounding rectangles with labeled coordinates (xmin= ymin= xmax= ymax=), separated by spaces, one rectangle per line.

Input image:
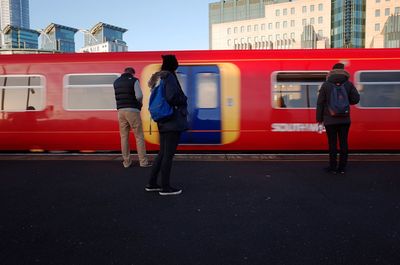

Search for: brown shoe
xmin=140 ymin=162 xmax=152 ymax=168
xmin=123 ymin=160 xmax=132 ymax=168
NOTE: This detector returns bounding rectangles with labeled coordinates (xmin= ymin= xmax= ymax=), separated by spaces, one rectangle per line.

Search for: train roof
xmin=1 ymin=48 xmax=400 ymax=64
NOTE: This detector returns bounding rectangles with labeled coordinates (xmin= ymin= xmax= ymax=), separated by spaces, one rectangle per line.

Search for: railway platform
xmin=0 ymin=154 xmax=399 ymax=265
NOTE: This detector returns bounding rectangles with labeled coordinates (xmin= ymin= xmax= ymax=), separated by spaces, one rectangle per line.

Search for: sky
xmin=30 ymin=0 xmax=216 ymax=51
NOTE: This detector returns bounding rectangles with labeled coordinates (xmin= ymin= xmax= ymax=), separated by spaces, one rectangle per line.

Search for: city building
xmin=209 ymin=0 xmax=400 ymax=49
xmin=210 ymin=0 xmax=331 ymax=50
xmin=331 ymin=0 xmax=366 ymax=48
xmin=0 ymin=0 xmax=30 ymax=29
xmin=366 ymin=0 xmax=400 ymax=48
xmin=39 ymin=23 xmax=78 ymax=52
xmin=1 ymin=24 xmax=38 ymax=49
xmin=79 ymin=22 xmax=128 ymax=53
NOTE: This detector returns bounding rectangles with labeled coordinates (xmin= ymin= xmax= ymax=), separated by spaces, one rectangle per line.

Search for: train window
xmin=0 ymin=75 xmax=45 ymax=112
xmin=196 ymin=73 xmax=218 ymax=108
xmin=64 ymin=74 xmax=119 ymax=110
xmin=176 ymin=73 xmax=187 ymax=95
xmin=272 ymin=72 xmax=327 ymax=109
xmin=357 ymin=71 xmax=400 ymax=108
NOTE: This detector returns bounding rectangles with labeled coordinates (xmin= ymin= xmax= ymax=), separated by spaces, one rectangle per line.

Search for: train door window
xmin=196 ymin=73 xmax=218 ymax=109
xmin=272 ymin=71 xmax=327 ymax=109
xmin=176 ymin=73 xmax=187 ymax=95
xmin=0 ymin=75 xmax=45 ymax=112
xmin=357 ymin=71 xmax=400 ymax=108
xmin=64 ymin=74 xmax=119 ymax=110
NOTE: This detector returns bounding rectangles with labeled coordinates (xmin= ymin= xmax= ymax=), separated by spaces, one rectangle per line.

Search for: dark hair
xmin=332 ymin=63 xmax=345 ymax=70
xmin=161 ymin=54 xmax=179 ymax=72
xmin=124 ymin=67 xmax=135 ymax=74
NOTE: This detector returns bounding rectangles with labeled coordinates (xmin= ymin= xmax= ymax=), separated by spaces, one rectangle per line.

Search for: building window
xmin=290 ymin=32 xmax=295 ymax=39
xmin=227 ymin=28 xmax=231 ymax=34
xmin=318 ymin=4 xmax=323 ymax=11
xmin=302 ymin=19 xmax=307 ymax=26
xmin=376 ymin=0 xmax=381 ymax=2
xmin=0 ymin=75 xmax=45 ymax=111
xmin=310 ymin=5 xmax=315 ymax=12
xmin=272 ymin=72 xmax=328 ymax=109
xmin=276 ymin=34 xmax=281 ymax=40
xmin=291 ymin=7 xmax=295 ymax=15
xmin=396 ymin=7 xmax=400 ymax=14
xmin=318 ymin=30 xmax=323 ymax=37
xmin=241 ymin=26 xmax=245 ymax=33
xmin=385 ymin=8 xmax=390 ymax=16
xmin=375 ymin=23 xmax=380 ymax=31
xmin=276 ymin=9 xmax=280 ymax=16
xmin=64 ymin=74 xmax=119 ymax=110
xmin=247 ymin=25 xmax=252 ymax=32
xmin=318 ymin=16 xmax=323 ymax=24
xmin=302 ymin=6 xmax=307 ymax=13
xmin=228 ymin=39 xmax=231 ymax=46
xmin=254 ymin=25 xmax=258 ymax=31
xmin=283 ymin=21 xmax=288 ymax=28
xmin=310 ymin=18 xmax=315 ymax=25
xmin=358 ymin=71 xmax=400 ymax=108
xmin=276 ymin=22 xmax=280 ymax=29
xmin=261 ymin=24 xmax=266 ymax=30
xmin=375 ymin=9 xmax=381 ymax=17
xmin=291 ymin=20 xmax=295 ymax=27
xmin=268 ymin=23 xmax=273 ymax=30
xmin=283 ymin=8 xmax=287 ymax=16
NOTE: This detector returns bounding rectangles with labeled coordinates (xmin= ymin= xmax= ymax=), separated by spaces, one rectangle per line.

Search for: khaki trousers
xmin=118 ymin=110 xmax=148 ymax=166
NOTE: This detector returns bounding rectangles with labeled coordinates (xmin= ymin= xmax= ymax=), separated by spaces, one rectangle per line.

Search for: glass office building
xmin=0 ymin=0 xmax=30 ymax=29
xmin=80 ymin=22 xmax=128 ymax=52
xmin=40 ymin=23 xmax=78 ymax=52
xmin=383 ymin=14 xmax=400 ymax=48
xmin=2 ymin=25 xmax=38 ymax=49
xmin=331 ymin=0 xmax=366 ymax=48
xmin=84 ymin=22 xmax=127 ymax=46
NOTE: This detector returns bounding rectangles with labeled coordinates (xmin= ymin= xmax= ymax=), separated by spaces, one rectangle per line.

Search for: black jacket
xmin=316 ymin=69 xmax=360 ymax=125
xmin=113 ymin=73 xmax=142 ymax=110
xmin=148 ymin=71 xmax=188 ymax=132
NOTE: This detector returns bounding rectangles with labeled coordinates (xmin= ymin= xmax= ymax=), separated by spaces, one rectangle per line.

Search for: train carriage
xmin=0 ymin=48 xmax=399 ymax=152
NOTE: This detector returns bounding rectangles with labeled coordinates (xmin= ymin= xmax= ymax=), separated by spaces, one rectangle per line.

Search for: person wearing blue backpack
xmin=316 ymin=63 xmax=360 ymax=174
xmin=145 ymin=55 xmax=188 ymax=195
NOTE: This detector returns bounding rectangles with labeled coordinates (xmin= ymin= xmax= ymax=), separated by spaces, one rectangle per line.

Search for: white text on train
xmin=271 ymin=123 xmax=322 ymax=132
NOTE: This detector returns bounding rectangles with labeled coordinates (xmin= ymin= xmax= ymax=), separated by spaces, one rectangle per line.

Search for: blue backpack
xmin=328 ymin=83 xmax=350 ymax=117
xmin=148 ymin=79 xmax=173 ymax=122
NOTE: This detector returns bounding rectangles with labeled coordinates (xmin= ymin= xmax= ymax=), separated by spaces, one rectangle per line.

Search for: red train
xmin=1 ymin=48 xmax=399 ymax=152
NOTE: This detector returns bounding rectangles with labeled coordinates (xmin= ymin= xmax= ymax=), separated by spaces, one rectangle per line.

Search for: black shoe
xmin=145 ymin=184 xmax=162 ymax=192
xmin=159 ymin=187 xmax=182 ymax=196
xmin=324 ymin=167 xmax=337 ymax=174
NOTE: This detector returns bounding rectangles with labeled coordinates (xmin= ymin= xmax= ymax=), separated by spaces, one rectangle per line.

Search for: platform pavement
xmin=0 ymin=158 xmax=399 ymax=265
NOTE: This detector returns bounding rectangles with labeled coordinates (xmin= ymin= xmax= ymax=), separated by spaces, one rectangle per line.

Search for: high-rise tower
xmin=0 ymin=0 xmax=30 ymax=30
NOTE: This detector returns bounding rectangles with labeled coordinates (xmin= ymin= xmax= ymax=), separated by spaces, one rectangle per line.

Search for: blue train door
xmin=176 ymin=65 xmax=221 ymax=144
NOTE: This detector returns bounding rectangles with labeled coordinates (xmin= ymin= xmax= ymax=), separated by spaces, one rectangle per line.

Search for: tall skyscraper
xmin=331 ymin=0 xmax=366 ymax=48
xmin=0 ymin=0 xmax=30 ymax=30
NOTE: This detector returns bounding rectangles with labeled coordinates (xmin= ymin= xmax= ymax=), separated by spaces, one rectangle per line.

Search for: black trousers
xmin=149 ymin=131 xmax=181 ymax=189
xmin=324 ymin=124 xmax=351 ymax=170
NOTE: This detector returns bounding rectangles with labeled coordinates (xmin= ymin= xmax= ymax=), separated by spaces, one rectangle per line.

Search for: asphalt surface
xmin=1 ymin=158 xmax=399 ymax=265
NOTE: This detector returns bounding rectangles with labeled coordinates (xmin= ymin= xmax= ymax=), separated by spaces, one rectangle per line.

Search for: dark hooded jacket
xmin=316 ymin=69 xmax=360 ymax=125
xmin=113 ymin=73 xmax=142 ymax=110
xmin=148 ymin=71 xmax=188 ymax=132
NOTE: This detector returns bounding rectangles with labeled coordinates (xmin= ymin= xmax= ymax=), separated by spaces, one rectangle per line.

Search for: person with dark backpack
xmin=145 ymin=55 xmax=188 ymax=195
xmin=316 ymin=63 xmax=360 ymax=174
